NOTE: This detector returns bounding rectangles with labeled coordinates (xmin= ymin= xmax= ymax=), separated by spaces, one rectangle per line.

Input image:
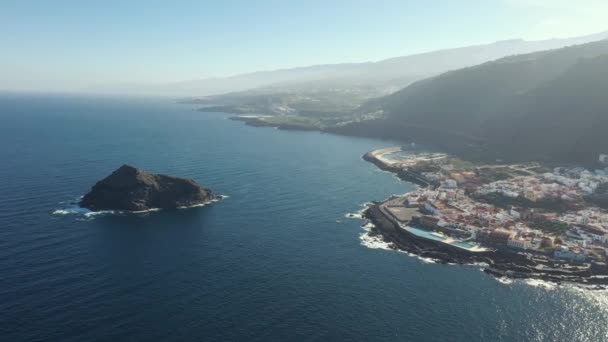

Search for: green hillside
xmin=333 ymin=40 xmax=608 ymax=165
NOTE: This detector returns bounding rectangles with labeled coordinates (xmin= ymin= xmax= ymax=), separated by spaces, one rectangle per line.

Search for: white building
xmin=424 ymin=202 xmax=442 ymax=216
xmin=507 ymin=238 xmax=530 ymax=250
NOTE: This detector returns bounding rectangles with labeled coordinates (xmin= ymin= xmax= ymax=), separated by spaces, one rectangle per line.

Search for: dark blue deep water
xmin=1 ymin=94 xmax=608 ymax=342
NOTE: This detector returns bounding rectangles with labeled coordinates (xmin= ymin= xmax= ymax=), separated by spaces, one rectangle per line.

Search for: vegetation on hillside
xmin=334 ymin=40 xmax=608 ymax=165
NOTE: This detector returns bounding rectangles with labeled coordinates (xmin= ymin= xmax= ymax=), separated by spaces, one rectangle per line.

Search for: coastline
xmin=212 ymin=109 xmax=608 ymax=289
xmin=229 ymin=115 xmax=320 ymax=131
xmin=362 ymin=149 xmax=439 ymax=188
xmin=361 ymin=148 xmax=608 ymax=289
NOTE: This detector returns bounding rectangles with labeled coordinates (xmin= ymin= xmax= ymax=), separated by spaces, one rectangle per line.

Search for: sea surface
xmin=1 ymin=93 xmax=608 ymax=341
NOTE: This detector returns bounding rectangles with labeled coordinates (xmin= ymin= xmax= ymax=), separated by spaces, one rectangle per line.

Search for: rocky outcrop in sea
xmin=79 ymin=165 xmax=217 ymax=211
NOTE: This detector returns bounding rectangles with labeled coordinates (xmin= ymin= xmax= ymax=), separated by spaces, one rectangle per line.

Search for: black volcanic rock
xmin=79 ymin=165 xmax=216 ymax=211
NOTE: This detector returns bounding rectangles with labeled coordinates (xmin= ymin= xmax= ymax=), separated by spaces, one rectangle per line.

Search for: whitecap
xmin=53 ymin=206 xmax=91 ymax=215
xmin=177 ymin=195 xmax=226 ymax=209
xmin=362 ymin=222 xmax=375 ymax=229
xmin=523 ymin=279 xmax=558 ymax=290
xmin=359 ymin=232 xmax=394 ymax=250
xmin=54 ymin=194 xmax=225 ymax=219
xmin=419 ymin=257 xmax=437 ymax=264
xmin=129 ymin=208 xmax=161 ymax=214
xmin=345 ymin=202 xmax=374 ymax=219
xmin=496 ymin=277 xmax=513 ymax=285
xmin=177 ymin=203 xmax=209 ymax=209
xmin=84 ymin=210 xmax=119 ymax=218
xmin=359 ymin=221 xmax=394 ymax=250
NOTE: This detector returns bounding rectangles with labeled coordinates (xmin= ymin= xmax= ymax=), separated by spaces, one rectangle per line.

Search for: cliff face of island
xmin=79 ymin=165 xmax=216 ymax=211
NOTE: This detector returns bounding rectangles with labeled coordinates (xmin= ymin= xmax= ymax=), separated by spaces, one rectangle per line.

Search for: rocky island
xmin=79 ymin=165 xmax=218 ymax=211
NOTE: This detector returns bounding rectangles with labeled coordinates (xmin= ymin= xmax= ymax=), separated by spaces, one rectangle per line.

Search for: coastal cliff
xmin=79 ymin=165 xmax=217 ymax=211
xmin=365 ymin=202 xmax=608 ymax=287
xmin=364 ymin=204 xmax=493 ymax=264
xmin=361 ymin=147 xmax=608 ymax=288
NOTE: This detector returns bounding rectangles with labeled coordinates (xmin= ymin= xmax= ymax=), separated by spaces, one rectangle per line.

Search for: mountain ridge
xmin=93 ymin=31 xmax=608 ymax=96
xmin=330 ymin=39 xmax=608 ymax=165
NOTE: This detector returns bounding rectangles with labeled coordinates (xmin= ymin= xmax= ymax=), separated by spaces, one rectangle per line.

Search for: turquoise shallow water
xmin=1 ymin=93 xmax=608 ymax=341
xmin=404 ymin=226 xmax=480 ymax=250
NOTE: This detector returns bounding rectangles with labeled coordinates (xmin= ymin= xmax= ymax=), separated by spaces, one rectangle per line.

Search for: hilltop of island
xmin=80 ymin=165 xmax=219 ymax=211
xmin=362 ymin=147 xmax=608 ymax=287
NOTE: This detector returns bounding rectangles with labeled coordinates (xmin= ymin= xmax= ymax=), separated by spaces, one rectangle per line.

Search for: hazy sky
xmin=1 ymin=0 xmax=606 ymax=92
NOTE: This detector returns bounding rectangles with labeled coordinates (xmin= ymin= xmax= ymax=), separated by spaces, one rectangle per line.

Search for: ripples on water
xmin=1 ymin=94 xmax=608 ymax=341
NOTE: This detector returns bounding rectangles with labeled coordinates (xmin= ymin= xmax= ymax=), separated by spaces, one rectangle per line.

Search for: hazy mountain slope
xmin=377 ymin=39 xmax=608 ymax=130
xmin=487 ymin=54 xmax=608 ymax=163
xmin=331 ymin=40 xmax=608 ymax=165
xmin=99 ymin=31 xmax=608 ymax=96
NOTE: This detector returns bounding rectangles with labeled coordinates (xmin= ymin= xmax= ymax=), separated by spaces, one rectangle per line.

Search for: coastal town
xmin=363 ymin=147 xmax=608 ymax=286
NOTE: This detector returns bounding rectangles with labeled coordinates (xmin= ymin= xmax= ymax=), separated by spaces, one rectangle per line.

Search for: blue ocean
xmin=1 ymin=93 xmax=607 ymax=341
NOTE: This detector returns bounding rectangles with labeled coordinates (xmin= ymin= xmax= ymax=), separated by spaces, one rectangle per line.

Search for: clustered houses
xmin=475 ymin=167 xmax=608 ymax=202
xmin=399 ymin=162 xmax=608 ymax=264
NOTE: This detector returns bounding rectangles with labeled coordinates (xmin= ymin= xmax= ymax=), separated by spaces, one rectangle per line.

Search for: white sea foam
xmin=84 ymin=210 xmax=119 ymax=218
xmin=496 ymin=277 xmax=514 ymax=285
xmin=177 ymin=195 xmax=226 ymax=209
xmin=359 ymin=231 xmax=394 ymax=251
xmin=53 ymin=207 xmax=90 ymax=215
xmin=362 ymin=222 xmax=375 ymax=229
xmin=177 ymin=202 xmax=209 ymax=209
xmin=53 ymin=204 xmax=153 ymax=218
xmin=358 ymin=221 xmax=444 ymax=264
xmin=130 ymin=208 xmax=161 ymax=214
xmin=345 ymin=202 xmax=374 ymax=219
xmin=468 ymin=262 xmax=490 ymax=268
xmin=352 ymin=200 xmax=442 ymax=264
xmin=484 ymin=269 xmax=608 ymax=291
xmin=420 ymin=257 xmax=437 ymax=264
xmin=358 ymin=220 xmax=391 ymax=249
xmin=54 ymin=194 xmax=225 ymax=218
xmin=351 ymin=202 xmax=601 ymax=291
xmin=359 ymin=232 xmax=394 ymax=250
xmin=523 ymin=279 xmax=558 ymax=290
xmin=53 ymin=205 xmax=119 ymax=220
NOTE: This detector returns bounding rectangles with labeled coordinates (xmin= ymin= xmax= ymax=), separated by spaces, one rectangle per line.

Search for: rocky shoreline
xmin=360 ymin=148 xmax=608 ymax=289
xmin=363 ymin=203 xmax=608 ymax=288
xmin=229 ymin=116 xmax=319 ymax=131
xmin=362 ymin=151 xmax=438 ymax=188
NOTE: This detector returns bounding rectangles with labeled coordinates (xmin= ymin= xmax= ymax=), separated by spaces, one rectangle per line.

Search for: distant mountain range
xmin=97 ymin=31 xmax=608 ymax=96
xmin=330 ymin=39 xmax=608 ymax=165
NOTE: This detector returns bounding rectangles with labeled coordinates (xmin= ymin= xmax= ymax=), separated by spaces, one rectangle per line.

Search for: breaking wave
xmin=359 ymin=222 xmax=394 ymax=250
xmin=345 ymin=202 xmax=373 ymax=219
xmin=53 ymin=195 xmax=226 ymax=219
xmin=358 ymin=220 xmax=440 ymax=264
xmin=522 ymin=279 xmax=558 ymax=290
xmin=351 ymin=201 xmax=603 ymax=291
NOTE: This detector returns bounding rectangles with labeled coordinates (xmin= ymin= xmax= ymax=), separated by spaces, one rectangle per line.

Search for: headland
xmin=362 ymin=147 xmax=608 ymax=288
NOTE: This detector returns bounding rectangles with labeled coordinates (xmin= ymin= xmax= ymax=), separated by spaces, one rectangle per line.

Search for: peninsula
xmin=79 ymin=165 xmax=218 ymax=211
xmin=363 ymin=147 xmax=608 ymax=287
